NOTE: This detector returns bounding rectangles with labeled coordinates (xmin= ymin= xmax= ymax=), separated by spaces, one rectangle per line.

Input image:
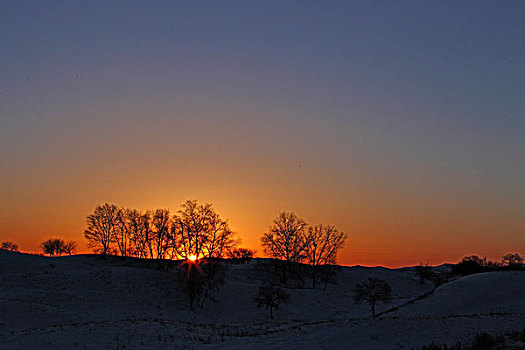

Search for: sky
xmin=1 ymin=1 xmax=524 ymax=267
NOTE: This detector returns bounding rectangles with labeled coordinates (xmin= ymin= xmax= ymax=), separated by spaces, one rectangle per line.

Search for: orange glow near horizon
xmin=3 ymin=149 xmax=523 ymax=268
xmin=3 ymin=196 xmax=523 ymax=268
xmin=2 ymin=119 xmax=522 ymax=268
xmin=188 ymin=254 xmax=198 ymax=262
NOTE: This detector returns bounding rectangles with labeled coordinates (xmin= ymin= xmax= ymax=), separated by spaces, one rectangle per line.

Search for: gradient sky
xmin=1 ymin=1 xmax=524 ymax=267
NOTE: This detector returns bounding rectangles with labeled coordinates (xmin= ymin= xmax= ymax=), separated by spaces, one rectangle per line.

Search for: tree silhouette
xmin=1 ymin=241 xmax=18 ymax=252
xmin=430 ymin=270 xmax=452 ymax=288
xmin=63 ymin=241 xmax=77 ymax=255
xmin=353 ymin=277 xmax=393 ymax=317
xmin=114 ymin=208 xmax=131 ymax=257
xmin=252 ymin=284 xmax=290 ymax=319
xmin=178 ymin=258 xmax=225 ymax=310
xmin=180 ymin=259 xmax=205 ymax=310
xmin=151 ymin=209 xmax=171 ymax=259
xmin=502 ymin=253 xmax=523 ymax=267
xmin=126 ymin=209 xmax=152 ymax=259
xmin=197 ymin=260 xmax=226 ymax=308
xmin=228 ymin=248 xmax=256 ymax=263
xmin=172 ymin=200 xmax=213 ymax=259
xmin=200 ymin=212 xmax=236 ymax=259
xmin=260 ymin=212 xmax=308 ymax=263
xmin=452 ymin=255 xmax=488 ymax=275
xmin=82 ymin=200 xmax=239 ymax=260
xmin=171 ymin=200 xmax=236 ymax=259
xmin=304 ymin=224 xmax=347 ymax=288
xmin=84 ymin=203 xmax=120 ymax=255
xmin=319 ymin=264 xmax=339 ymax=290
xmin=40 ymin=238 xmax=66 ymax=257
xmin=260 ymin=212 xmax=308 ymax=285
xmin=414 ymin=263 xmax=434 ymax=284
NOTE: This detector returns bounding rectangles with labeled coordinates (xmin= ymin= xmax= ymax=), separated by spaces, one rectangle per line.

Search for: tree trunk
xmin=280 ymin=263 xmax=288 ymax=284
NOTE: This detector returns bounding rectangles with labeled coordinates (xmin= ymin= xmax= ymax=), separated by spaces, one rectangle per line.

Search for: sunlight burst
xmin=188 ymin=254 xmax=197 ymax=262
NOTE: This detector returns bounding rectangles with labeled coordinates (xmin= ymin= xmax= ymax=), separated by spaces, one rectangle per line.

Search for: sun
xmin=187 ymin=254 xmax=197 ymax=262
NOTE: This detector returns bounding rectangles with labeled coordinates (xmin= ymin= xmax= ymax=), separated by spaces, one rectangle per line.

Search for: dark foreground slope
xmin=1 ymin=250 xmax=523 ymax=349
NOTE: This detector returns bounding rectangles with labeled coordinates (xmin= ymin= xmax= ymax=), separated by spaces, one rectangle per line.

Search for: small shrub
xmin=228 ymin=248 xmax=256 ymax=263
xmin=470 ymin=332 xmax=505 ymax=349
xmin=419 ymin=342 xmax=462 ymax=350
xmin=507 ymin=328 xmax=525 ymax=342
xmin=419 ymin=331 xmax=508 ymax=350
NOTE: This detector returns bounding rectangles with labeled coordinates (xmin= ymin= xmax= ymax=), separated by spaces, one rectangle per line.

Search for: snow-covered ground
xmin=0 ymin=250 xmax=523 ymax=349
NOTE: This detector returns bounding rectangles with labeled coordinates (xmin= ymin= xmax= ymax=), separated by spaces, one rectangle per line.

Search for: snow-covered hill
xmin=0 ymin=250 xmax=523 ymax=349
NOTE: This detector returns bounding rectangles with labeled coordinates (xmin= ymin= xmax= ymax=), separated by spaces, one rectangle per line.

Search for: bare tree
xmin=126 ymin=209 xmax=152 ymax=258
xmin=114 ymin=208 xmax=131 ymax=257
xmin=201 ymin=213 xmax=236 ymax=259
xmin=179 ymin=259 xmax=205 ymax=310
xmin=63 ymin=241 xmax=77 ymax=255
xmin=260 ymin=212 xmax=308 ymax=285
xmin=41 ymin=238 xmax=66 ymax=257
xmin=178 ymin=259 xmax=225 ymax=310
xmin=260 ymin=212 xmax=308 ymax=263
xmin=1 ymin=241 xmax=18 ymax=252
xmin=171 ymin=200 xmax=237 ymax=259
xmin=353 ymin=278 xmax=393 ymax=317
xmin=197 ymin=260 xmax=226 ymax=308
xmin=171 ymin=200 xmax=212 ymax=259
xmin=41 ymin=240 xmax=54 ymax=256
xmin=252 ymin=284 xmax=290 ymax=319
xmin=414 ymin=263 xmax=434 ymax=284
xmin=151 ymin=209 xmax=171 ymax=259
xmin=304 ymin=224 xmax=347 ymax=288
xmin=84 ymin=203 xmax=120 ymax=255
xmin=319 ymin=264 xmax=339 ymax=290
xmin=502 ymin=253 xmax=523 ymax=267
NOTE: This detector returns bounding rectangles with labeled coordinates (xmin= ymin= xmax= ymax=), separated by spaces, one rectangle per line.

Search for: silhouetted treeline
xmin=83 ymin=200 xmax=235 ymax=311
xmin=84 ymin=200 xmax=237 ymax=260
xmin=41 ymin=238 xmax=77 ymax=256
xmin=1 ymin=241 xmax=18 ymax=252
xmin=452 ymin=253 xmax=524 ymax=276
